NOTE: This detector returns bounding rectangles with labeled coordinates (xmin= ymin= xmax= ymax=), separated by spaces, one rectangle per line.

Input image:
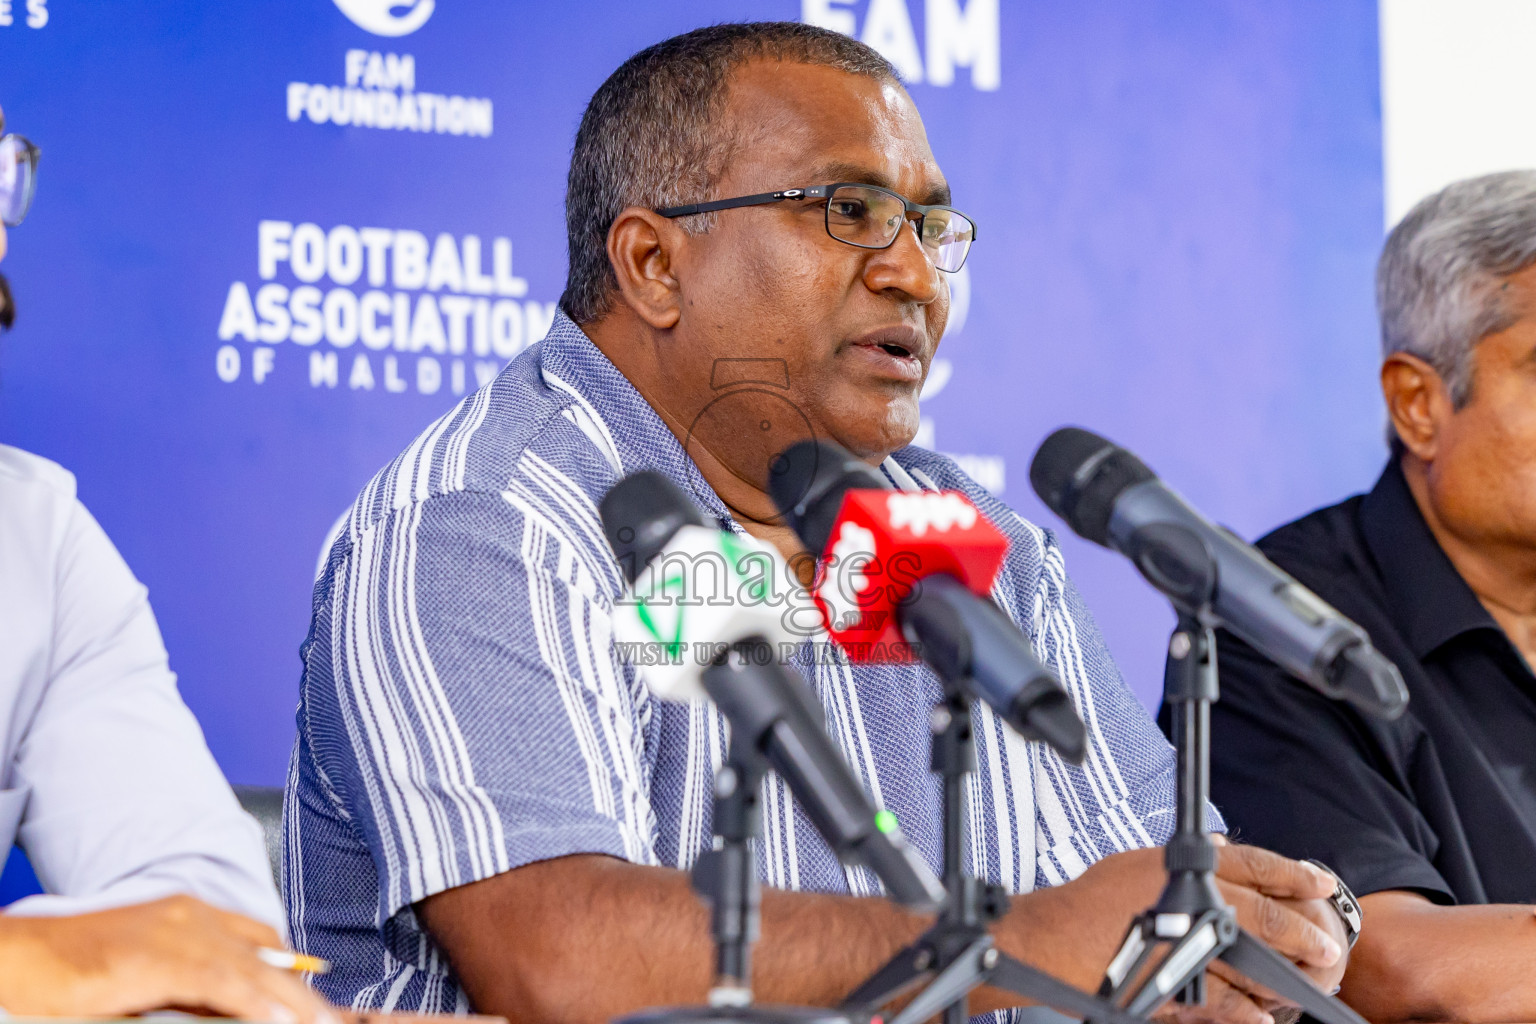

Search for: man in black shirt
xmin=1189 ymin=170 xmax=1536 ymax=1024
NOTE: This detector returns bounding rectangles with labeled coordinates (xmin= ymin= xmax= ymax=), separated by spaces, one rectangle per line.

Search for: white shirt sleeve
xmin=3 ymin=491 xmax=284 ymax=932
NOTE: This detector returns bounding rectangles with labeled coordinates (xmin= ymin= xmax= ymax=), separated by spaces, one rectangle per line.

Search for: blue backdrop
xmin=0 ymin=1 xmax=1387 ymax=795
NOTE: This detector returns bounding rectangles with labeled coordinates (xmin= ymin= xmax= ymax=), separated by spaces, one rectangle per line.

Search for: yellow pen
xmin=257 ymin=947 xmax=332 ymax=975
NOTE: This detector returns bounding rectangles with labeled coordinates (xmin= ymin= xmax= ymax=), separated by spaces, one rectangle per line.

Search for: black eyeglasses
xmin=657 ymin=182 xmax=976 ymax=273
xmin=0 ymin=110 xmax=39 ymax=227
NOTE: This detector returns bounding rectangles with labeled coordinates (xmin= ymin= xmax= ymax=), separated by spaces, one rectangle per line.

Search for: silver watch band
xmin=1306 ymin=858 xmax=1363 ymax=948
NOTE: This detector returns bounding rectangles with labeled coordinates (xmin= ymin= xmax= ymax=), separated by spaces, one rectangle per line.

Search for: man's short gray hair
xmin=559 ymin=22 xmax=898 ymax=325
xmin=1378 ymin=170 xmax=1536 ymax=409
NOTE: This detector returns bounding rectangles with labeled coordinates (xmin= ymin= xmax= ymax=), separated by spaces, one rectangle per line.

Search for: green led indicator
xmin=875 ymin=809 xmax=899 ymax=835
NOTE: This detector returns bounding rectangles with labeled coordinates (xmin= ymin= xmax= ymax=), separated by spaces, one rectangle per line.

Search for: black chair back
xmin=232 ymin=785 xmax=284 ymax=887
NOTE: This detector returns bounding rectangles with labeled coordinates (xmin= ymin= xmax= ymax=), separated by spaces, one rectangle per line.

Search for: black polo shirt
xmin=1166 ymin=459 xmax=1536 ymax=905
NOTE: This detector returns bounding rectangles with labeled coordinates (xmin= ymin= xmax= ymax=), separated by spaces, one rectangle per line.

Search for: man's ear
xmin=606 ymin=207 xmax=686 ymax=330
xmin=1382 ymin=351 xmax=1454 ymax=462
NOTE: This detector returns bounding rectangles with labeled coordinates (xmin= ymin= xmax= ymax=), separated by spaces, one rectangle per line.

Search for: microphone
xmin=1029 ymin=427 xmax=1408 ymax=720
xmin=599 ymin=471 xmax=947 ymax=911
xmin=769 ymin=442 xmax=1087 ymax=764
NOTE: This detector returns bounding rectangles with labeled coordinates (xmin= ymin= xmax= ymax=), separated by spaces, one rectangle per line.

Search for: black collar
xmin=1359 ymin=459 xmax=1502 ymax=660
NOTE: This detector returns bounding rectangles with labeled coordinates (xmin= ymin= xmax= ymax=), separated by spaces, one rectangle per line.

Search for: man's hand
xmin=1207 ymin=838 xmax=1348 ymax=991
xmin=996 ymin=842 xmax=1345 ymax=1024
xmin=417 ymin=845 xmax=1346 ymax=1024
xmin=0 ymin=894 xmax=339 ymax=1022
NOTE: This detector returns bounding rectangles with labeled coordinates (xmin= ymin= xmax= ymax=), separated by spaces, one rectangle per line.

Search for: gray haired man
xmin=1197 ymin=169 xmax=1536 ymax=1024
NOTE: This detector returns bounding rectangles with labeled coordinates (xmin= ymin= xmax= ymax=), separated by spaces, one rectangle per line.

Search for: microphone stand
xmin=1090 ymin=607 xmax=1369 ymax=1024
xmin=840 ymin=684 xmax=1142 ymax=1024
xmin=615 ymin=719 xmax=861 ymax=1024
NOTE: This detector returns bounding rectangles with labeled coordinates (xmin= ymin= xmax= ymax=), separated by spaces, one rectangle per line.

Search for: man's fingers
xmin=1207 ymin=956 xmax=1289 ymax=1010
xmin=249 ymin=966 xmax=338 ymax=1024
xmin=149 ymin=955 xmax=279 ymax=1023
xmin=1162 ymin=974 xmax=1274 ymax=1024
xmin=1205 ymin=975 xmax=1277 ymax=1024
xmin=194 ymin=950 xmax=335 ymax=1024
xmin=168 ymin=956 xmax=334 ymax=1024
xmin=133 ymin=906 xmax=335 ymax=1024
xmin=1215 ymin=845 xmax=1335 ymax=900
xmin=1221 ymin=885 xmax=1342 ymax=970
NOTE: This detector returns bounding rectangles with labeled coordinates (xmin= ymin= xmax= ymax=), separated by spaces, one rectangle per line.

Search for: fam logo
xmin=0 ymin=0 xmax=48 ymax=29
xmin=803 ymin=0 xmax=998 ymax=91
xmin=333 ymin=0 xmax=434 ymax=37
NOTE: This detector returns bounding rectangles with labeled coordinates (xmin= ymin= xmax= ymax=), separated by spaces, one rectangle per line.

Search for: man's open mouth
xmin=847 ymin=327 xmax=927 ymax=382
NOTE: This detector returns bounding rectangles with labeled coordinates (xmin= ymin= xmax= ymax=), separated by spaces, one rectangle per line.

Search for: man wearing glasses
xmin=0 ymin=107 xmax=334 ymax=1022
xmin=287 ymin=23 xmax=1349 ymax=1024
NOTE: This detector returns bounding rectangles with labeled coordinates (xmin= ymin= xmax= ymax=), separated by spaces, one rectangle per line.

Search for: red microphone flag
xmin=812 ymin=489 xmax=1010 ymax=662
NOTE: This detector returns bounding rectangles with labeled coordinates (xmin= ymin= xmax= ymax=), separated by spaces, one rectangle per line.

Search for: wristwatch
xmin=1306 ymin=859 xmax=1363 ymax=949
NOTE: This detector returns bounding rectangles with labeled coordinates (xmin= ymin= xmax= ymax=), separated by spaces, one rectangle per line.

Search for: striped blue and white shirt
xmin=284 ymin=311 xmax=1184 ymax=1014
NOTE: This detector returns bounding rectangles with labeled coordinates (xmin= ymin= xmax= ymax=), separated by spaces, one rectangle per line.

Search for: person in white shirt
xmin=0 ymin=106 xmax=330 ymax=1022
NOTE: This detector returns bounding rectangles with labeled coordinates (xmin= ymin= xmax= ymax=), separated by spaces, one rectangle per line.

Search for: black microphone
xmin=601 ymin=471 xmax=947 ymax=911
xmin=1030 ymin=427 xmax=1408 ymax=720
xmin=770 ymin=441 xmax=1088 ymax=764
